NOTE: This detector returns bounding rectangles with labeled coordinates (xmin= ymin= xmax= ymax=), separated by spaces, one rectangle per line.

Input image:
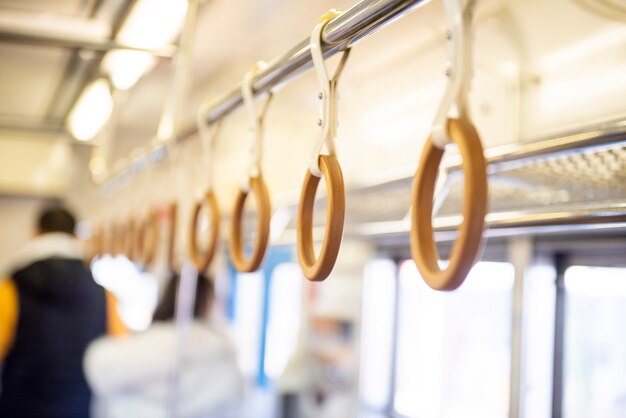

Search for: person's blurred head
xmin=152 ymin=272 xmax=215 ymax=322
xmin=37 ymin=206 xmax=76 ymax=235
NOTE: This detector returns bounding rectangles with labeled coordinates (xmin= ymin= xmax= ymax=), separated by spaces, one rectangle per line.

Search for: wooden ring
xmin=229 ymin=175 xmax=271 ymax=272
xmin=137 ymin=211 xmax=159 ymax=266
xmin=410 ymin=118 xmax=488 ymax=291
xmin=121 ymin=217 xmax=135 ymax=259
xmin=96 ymin=229 xmax=105 ymax=257
xmin=103 ymin=225 xmax=113 ymax=255
xmin=112 ymin=223 xmax=124 ymax=255
xmin=167 ymin=202 xmax=178 ymax=271
xmin=87 ymin=228 xmax=101 ymax=262
xmin=108 ymin=224 xmax=117 ymax=255
xmin=296 ymin=154 xmax=345 ymax=281
xmin=188 ymin=190 xmax=220 ymax=272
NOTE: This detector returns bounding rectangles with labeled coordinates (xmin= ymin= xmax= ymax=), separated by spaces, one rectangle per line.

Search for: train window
xmin=394 ymin=260 xmax=514 ymax=418
xmin=521 ymin=264 xmax=556 ymax=418
xmin=264 ymin=263 xmax=303 ymax=380
xmin=360 ymin=259 xmax=397 ymax=411
xmin=563 ymin=266 xmax=626 ymax=418
xmin=231 ymin=271 xmax=265 ymax=379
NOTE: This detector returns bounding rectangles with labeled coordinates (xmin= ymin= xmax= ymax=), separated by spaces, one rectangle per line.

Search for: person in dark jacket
xmin=0 ymin=205 xmax=125 ymax=418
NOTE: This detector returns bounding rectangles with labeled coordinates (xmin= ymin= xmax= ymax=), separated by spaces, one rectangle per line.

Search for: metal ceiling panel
xmin=0 ymin=43 xmax=71 ymax=122
xmin=0 ymin=0 xmax=90 ymax=17
xmin=0 ymin=132 xmax=73 ymax=196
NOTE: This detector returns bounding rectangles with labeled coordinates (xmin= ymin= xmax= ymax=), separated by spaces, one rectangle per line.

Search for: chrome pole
xmin=104 ymin=0 xmax=431 ymax=185
xmin=204 ymin=0 xmax=431 ymax=124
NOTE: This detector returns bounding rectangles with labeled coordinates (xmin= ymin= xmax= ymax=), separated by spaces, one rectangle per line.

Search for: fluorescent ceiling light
xmin=103 ymin=0 xmax=188 ymax=90
xmin=117 ymin=0 xmax=188 ymax=49
xmin=67 ymin=79 xmax=113 ymax=141
xmin=103 ymin=50 xmax=155 ymax=90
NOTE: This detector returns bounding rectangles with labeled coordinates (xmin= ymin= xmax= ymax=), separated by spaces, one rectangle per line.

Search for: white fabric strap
xmin=196 ymin=102 xmax=222 ymax=191
xmin=309 ymin=10 xmax=350 ymax=177
xmin=431 ymin=0 xmax=475 ymax=149
xmin=240 ymin=62 xmax=272 ymax=189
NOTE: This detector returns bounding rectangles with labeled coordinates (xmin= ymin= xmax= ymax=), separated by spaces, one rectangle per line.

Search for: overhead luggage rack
xmin=253 ymin=119 xmax=626 ymax=244
xmin=438 ymin=120 xmax=626 ymax=217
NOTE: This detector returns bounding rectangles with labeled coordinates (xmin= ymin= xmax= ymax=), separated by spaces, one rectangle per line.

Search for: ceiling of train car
xmin=0 ymin=0 xmax=129 ymax=132
xmin=0 ymin=0 xmax=622 ymax=135
xmin=1 ymin=0 xmax=89 ymax=16
xmin=0 ymin=0 xmax=620 ymax=141
xmin=0 ymin=0 xmax=624 ymax=232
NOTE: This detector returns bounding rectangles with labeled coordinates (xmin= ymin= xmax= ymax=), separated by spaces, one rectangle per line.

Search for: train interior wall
xmin=0 ymin=0 xmax=625 ymax=417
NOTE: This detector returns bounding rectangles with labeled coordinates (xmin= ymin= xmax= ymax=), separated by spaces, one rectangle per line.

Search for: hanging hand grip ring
xmin=410 ymin=0 xmax=486 ymax=291
xmin=189 ymin=190 xmax=220 ymax=272
xmin=112 ymin=222 xmax=124 ymax=256
xmin=119 ymin=216 xmax=135 ymax=260
xmin=87 ymin=227 xmax=102 ymax=263
xmin=188 ymin=110 xmax=222 ymax=272
xmin=137 ymin=209 xmax=159 ymax=266
xmin=229 ymin=64 xmax=273 ymax=272
xmin=297 ymin=10 xmax=350 ymax=282
xmin=103 ymin=224 xmax=113 ymax=255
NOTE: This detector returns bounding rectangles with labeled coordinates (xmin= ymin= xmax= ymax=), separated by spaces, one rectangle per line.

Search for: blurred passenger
xmin=84 ymin=272 xmax=244 ymax=418
xmin=0 ymin=205 xmax=124 ymax=418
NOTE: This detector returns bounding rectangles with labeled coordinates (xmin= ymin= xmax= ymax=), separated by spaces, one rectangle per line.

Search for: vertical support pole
xmin=508 ymin=237 xmax=533 ymax=418
xmin=494 ymin=9 xmax=529 ymax=143
xmin=551 ymin=253 xmax=568 ymax=418
xmin=387 ymin=257 xmax=402 ymax=415
xmin=160 ymin=0 xmax=200 ymax=270
xmin=169 ymin=261 xmax=200 ymax=414
xmin=163 ymin=3 xmax=201 ymax=416
xmin=157 ymin=0 xmax=200 ymax=143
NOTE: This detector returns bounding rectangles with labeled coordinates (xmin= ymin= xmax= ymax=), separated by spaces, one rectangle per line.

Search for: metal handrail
xmin=104 ymin=0 xmax=432 ymax=186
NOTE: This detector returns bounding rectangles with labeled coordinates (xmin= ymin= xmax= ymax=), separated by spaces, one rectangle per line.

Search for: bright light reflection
xmin=117 ymin=0 xmax=187 ymax=49
xmin=103 ymin=50 xmax=155 ymax=90
xmin=539 ymin=66 xmax=626 ymax=116
xmin=523 ymin=264 xmax=556 ymax=418
xmin=91 ymin=254 xmax=159 ymax=331
xmin=102 ymin=0 xmax=187 ymax=90
xmin=232 ymin=271 xmax=264 ymax=379
xmin=270 ymin=209 xmax=292 ymax=242
xmin=564 ymin=265 xmax=626 ymax=418
xmin=360 ymin=259 xmax=397 ymax=411
xmin=67 ymin=79 xmax=113 ymax=141
xmin=394 ymin=260 xmax=514 ymax=418
xmin=540 ymin=26 xmax=626 ymax=72
xmin=364 ymin=86 xmax=439 ymax=147
xmin=565 ymin=266 xmax=626 ymax=297
xmin=264 ymin=263 xmax=303 ymax=379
